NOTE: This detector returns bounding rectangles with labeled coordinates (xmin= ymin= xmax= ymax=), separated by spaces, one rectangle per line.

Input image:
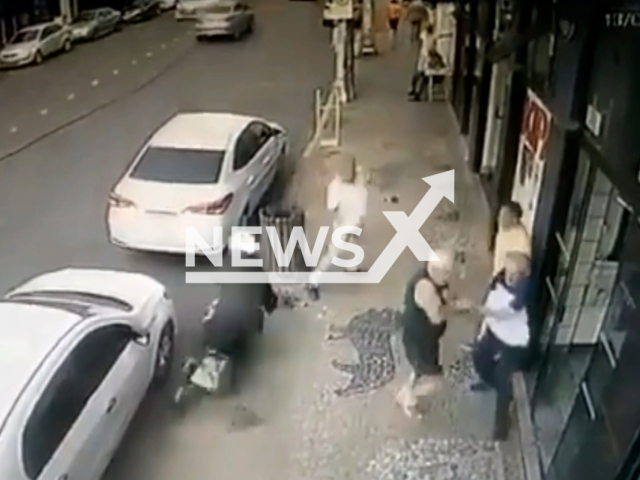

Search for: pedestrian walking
xmin=307 ymin=153 xmax=368 ymax=300
xmin=406 ymin=0 xmax=428 ymax=43
xmin=468 ymin=251 xmax=531 ymax=440
xmin=395 ymin=250 xmax=470 ymax=418
xmin=386 ymin=0 xmax=402 ymax=49
xmin=460 ymin=201 xmax=531 ymax=352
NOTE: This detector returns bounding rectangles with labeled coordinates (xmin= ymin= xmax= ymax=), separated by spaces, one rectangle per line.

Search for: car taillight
xmin=108 ymin=192 xmax=136 ymax=208
xmin=183 ymin=193 xmax=234 ymax=215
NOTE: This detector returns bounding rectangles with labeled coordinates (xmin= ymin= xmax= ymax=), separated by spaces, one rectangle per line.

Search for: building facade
xmin=450 ymin=0 xmax=640 ymax=478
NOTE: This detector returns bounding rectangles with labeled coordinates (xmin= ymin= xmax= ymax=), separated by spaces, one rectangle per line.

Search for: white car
xmin=161 ymin=0 xmax=177 ymax=9
xmin=0 ymin=22 xmax=72 ymax=68
xmin=107 ymin=112 xmax=287 ymax=254
xmin=175 ymin=0 xmax=218 ymax=19
xmin=0 ymin=268 xmax=177 ymax=480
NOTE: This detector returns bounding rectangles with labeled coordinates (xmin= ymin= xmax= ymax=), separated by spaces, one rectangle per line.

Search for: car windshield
xmin=130 ymin=147 xmax=225 ymax=184
xmin=205 ymin=5 xmax=233 ymax=13
xmin=11 ymin=29 xmax=39 ymax=44
xmin=76 ymin=11 xmax=97 ymax=21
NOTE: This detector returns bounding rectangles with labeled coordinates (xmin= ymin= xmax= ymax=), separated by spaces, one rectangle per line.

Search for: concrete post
xmin=361 ymin=0 xmax=377 ymax=55
xmin=333 ymin=20 xmax=348 ymax=103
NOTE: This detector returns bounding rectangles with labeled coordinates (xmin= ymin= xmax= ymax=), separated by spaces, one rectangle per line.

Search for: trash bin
xmin=258 ymin=203 xmax=307 ymax=273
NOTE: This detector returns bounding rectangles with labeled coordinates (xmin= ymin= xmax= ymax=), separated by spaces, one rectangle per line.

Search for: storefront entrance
xmin=527 ymin=140 xmax=640 ymax=479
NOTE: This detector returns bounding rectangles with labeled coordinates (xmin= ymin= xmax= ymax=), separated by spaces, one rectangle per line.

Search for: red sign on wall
xmin=521 ymin=91 xmax=552 ymax=159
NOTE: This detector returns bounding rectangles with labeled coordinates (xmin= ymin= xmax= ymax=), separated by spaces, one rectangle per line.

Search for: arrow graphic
xmin=185 ymin=170 xmax=454 ymax=284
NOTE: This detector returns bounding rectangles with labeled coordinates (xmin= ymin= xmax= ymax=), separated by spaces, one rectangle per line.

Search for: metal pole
xmin=345 ymin=21 xmax=356 ymax=100
xmin=361 ymin=0 xmax=377 ymax=55
xmin=333 ymin=20 xmax=348 ymax=103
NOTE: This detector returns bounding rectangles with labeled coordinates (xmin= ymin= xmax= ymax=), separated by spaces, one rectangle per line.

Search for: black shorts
xmin=388 ymin=18 xmax=399 ymax=30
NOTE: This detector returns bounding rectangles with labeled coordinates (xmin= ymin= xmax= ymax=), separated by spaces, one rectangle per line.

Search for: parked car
xmin=195 ymin=1 xmax=254 ymax=40
xmin=0 ymin=268 xmax=176 ymax=480
xmin=160 ymin=0 xmax=178 ymax=9
xmin=70 ymin=8 xmax=122 ymax=42
xmin=175 ymin=0 xmax=218 ymax=20
xmin=122 ymin=0 xmax=161 ymax=23
xmin=0 ymin=22 xmax=72 ymax=68
xmin=107 ymin=112 xmax=288 ymax=254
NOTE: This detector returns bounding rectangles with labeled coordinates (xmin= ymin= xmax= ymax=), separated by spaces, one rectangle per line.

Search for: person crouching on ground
xmin=202 ymin=233 xmax=278 ymax=387
xmin=469 ymin=251 xmax=531 ymax=440
xmin=307 ymin=154 xmax=368 ymax=300
xmin=396 ymin=249 xmax=470 ymax=418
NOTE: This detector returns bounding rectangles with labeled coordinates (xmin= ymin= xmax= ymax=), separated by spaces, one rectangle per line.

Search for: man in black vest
xmin=396 ymin=250 xmax=468 ymax=417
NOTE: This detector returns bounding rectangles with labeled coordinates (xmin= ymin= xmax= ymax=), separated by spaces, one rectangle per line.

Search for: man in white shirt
xmin=460 ymin=200 xmax=531 ymax=353
xmin=307 ymin=155 xmax=368 ymax=300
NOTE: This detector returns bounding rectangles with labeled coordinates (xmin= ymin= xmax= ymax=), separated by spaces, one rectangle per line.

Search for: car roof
xmin=7 ymin=268 xmax=163 ymax=311
xmin=148 ymin=112 xmax=257 ymax=150
xmin=0 ymin=303 xmax=82 ymax=432
xmin=21 ymin=23 xmax=54 ymax=31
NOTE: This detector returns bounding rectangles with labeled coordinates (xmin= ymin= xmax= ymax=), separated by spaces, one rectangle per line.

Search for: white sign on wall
xmin=511 ymin=89 xmax=552 ymax=235
xmin=323 ymin=0 xmax=354 ymax=20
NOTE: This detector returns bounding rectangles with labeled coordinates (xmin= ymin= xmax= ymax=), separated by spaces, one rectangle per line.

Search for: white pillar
xmin=333 ymin=21 xmax=348 ymax=103
xmin=361 ymin=0 xmax=377 ymax=55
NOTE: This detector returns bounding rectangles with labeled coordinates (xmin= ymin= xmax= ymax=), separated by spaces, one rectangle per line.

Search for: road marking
xmin=67 ymin=93 xmax=75 ymax=100
xmin=40 ymin=109 xmax=48 ymax=116
xmin=146 ymin=51 xmax=153 ymax=57
xmin=10 ymin=127 xmax=17 ymax=133
xmin=113 ymin=69 xmax=119 ymax=75
xmin=91 ymin=79 xmax=99 ymax=87
xmin=132 ymin=59 xmax=137 ymax=65
xmin=161 ymin=43 xmax=166 ymax=49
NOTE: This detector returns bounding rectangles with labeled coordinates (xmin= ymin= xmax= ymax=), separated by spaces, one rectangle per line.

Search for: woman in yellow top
xmin=386 ymin=0 xmax=403 ymax=49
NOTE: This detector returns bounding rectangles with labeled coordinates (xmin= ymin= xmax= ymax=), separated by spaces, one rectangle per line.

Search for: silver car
xmin=70 ymin=8 xmax=122 ymax=42
xmin=195 ymin=1 xmax=254 ymax=40
xmin=175 ymin=0 xmax=218 ymax=20
xmin=0 ymin=22 xmax=72 ymax=68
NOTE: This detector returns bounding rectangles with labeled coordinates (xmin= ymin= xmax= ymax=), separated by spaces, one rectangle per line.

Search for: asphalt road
xmin=0 ymin=2 xmax=331 ymax=478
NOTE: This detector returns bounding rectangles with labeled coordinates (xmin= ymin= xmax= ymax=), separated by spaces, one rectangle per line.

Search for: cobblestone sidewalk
xmin=287 ymin=30 xmax=526 ymax=480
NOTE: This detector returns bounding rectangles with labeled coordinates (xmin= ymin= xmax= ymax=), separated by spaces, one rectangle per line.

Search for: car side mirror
xmin=133 ymin=331 xmax=151 ymax=346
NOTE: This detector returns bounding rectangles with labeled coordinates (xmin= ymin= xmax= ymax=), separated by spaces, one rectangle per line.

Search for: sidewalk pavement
xmin=288 ymin=28 xmax=527 ymax=480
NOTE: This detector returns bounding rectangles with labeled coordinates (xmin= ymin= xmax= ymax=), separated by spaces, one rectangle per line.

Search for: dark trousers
xmin=410 ymin=21 xmax=421 ymax=42
xmin=409 ymin=71 xmax=426 ymax=99
xmin=472 ymin=328 xmax=527 ymax=439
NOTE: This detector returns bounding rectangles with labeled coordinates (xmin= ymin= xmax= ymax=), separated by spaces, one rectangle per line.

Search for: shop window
xmin=527 ymin=5 xmax=554 ymax=95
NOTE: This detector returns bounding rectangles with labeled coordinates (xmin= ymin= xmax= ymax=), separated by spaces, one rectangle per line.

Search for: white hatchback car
xmin=0 ymin=268 xmax=177 ymax=480
xmin=107 ymin=112 xmax=288 ymax=254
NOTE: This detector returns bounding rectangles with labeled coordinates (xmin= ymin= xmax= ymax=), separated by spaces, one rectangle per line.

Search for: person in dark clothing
xmin=396 ymin=250 xmax=468 ymax=417
xmin=201 ymin=233 xmax=278 ymax=375
xmin=469 ymin=252 xmax=531 ymax=440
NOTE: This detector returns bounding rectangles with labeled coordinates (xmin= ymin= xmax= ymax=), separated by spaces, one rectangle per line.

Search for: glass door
xmin=531 ymin=147 xmax=627 ymax=470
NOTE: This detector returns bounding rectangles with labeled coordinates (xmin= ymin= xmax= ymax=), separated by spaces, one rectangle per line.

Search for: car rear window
xmin=129 ymin=147 xmax=224 ymax=184
xmin=205 ymin=5 xmax=233 ymax=13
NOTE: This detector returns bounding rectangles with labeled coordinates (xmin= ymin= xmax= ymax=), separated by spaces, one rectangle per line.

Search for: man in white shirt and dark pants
xmin=307 ymin=153 xmax=368 ymax=300
xmin=470 ymin=252 xmax=531 ymax=440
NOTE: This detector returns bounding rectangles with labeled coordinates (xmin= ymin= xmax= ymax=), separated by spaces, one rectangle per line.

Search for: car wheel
xmin=233 ymin=29 xmax=242 ymax=40
xmin=63 ymin=39 xmax=72 ymax=51
xmin=196 ymin=35 xmax=207 ymax=42
xmin=34 ymin=51 xmax=43 ymax=65
xmin=153 ymin=322 xmax=175 ymax=385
